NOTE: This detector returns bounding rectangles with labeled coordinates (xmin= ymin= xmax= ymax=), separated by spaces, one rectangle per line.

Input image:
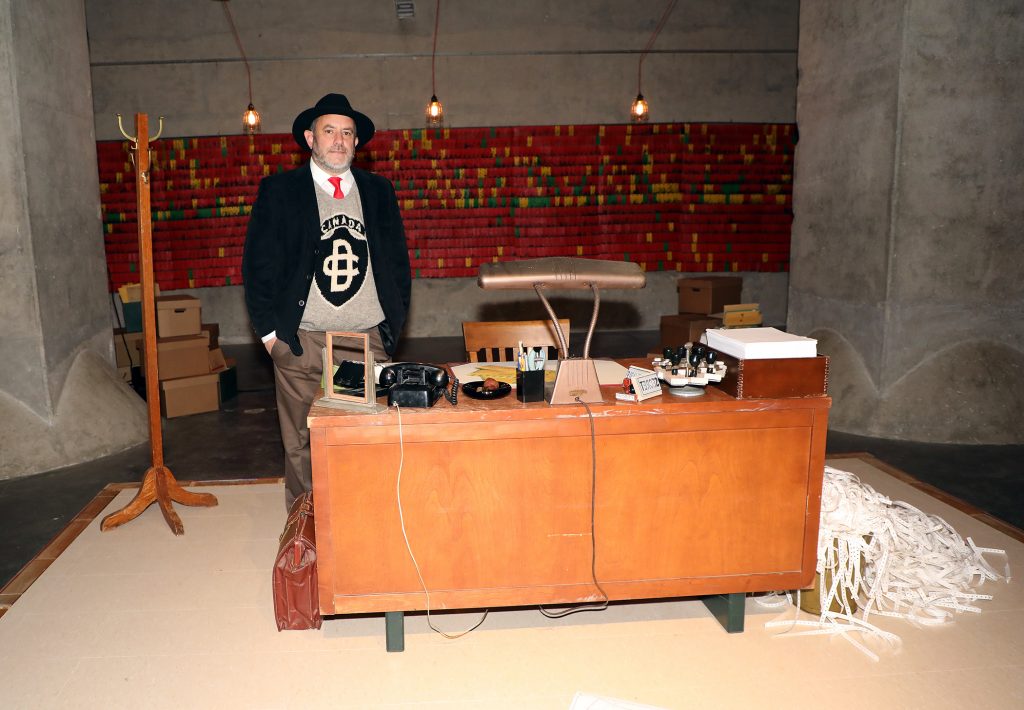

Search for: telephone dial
xmin=379 ymin=363 xmax=459 ymax=407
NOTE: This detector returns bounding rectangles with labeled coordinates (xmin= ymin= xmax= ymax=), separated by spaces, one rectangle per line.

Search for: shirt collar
xmin=309 ymin=159 xmax=354 ymax=196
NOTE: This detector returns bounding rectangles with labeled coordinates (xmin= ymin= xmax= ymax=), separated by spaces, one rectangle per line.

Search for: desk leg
xmin=385 ymin=611 xmax=405 ymax=652
xmin=701 ymin=593 xmax=745 ymax=633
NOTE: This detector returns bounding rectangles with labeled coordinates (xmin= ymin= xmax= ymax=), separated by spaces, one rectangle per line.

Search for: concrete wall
xmin=0 ymin=0 xmax=147 ymax=480
xmin=87 ymin=0 xmax=798 ymax=138
xmin=790 ymin=0 xmax=1024 ymax=443
xmin=157 ymin=271 xmax=789 ymax=345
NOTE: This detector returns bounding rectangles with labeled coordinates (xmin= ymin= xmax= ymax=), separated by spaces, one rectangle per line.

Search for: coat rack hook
xmin=151 ymin=116 xmax=165 ymax=141
xmin=116 ymin=113 xmax=137 ymax=144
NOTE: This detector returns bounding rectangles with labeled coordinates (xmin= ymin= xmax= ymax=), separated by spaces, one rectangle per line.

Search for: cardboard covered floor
xmin=0 ymin=455 xmax=1020 ymax=709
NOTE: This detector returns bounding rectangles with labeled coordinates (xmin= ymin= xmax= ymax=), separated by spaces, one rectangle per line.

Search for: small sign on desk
xmin=616 ymin=365 xmax=663 ymax=403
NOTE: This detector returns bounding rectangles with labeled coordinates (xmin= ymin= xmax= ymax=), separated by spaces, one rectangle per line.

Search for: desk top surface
xmin=308 ymin=358 xmax=830 ymax=428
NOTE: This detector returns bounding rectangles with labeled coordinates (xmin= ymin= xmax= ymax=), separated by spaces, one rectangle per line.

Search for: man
xmin=242 ymin=93 xmax=411 ymax=507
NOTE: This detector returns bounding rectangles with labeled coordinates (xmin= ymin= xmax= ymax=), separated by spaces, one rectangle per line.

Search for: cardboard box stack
xmin=660 ymin=276 xmax=744 ymax=349
xmin=113 ymin=292 xmax=237 ymax=418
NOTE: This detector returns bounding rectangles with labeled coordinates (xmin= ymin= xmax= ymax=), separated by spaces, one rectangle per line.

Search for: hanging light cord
xmin=637 ymin=0 xmax=678 ymax=94
xmin=431 ymin=0 xmax=441 ymax=96
xmin=222 ymin=1 xmax=254 ymax=105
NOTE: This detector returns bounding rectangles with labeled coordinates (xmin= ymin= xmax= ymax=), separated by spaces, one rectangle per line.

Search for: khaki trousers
xmin=270 ymin=328 xmax=388 ymax=508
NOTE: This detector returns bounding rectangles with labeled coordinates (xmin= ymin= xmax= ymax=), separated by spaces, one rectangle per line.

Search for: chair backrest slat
xmin=462 ymin=319 xmax=570 ymax=363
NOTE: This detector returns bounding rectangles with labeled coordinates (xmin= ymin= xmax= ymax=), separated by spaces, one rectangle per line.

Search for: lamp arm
xmin=533 ymin=284 xmax=570 ymax=359
xmin=583 ymin=283 xmax=600 ymax=359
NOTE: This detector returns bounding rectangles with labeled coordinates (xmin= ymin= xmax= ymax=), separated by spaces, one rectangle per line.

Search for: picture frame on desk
xmin=318 ymin=331 xmax=388 ymax=412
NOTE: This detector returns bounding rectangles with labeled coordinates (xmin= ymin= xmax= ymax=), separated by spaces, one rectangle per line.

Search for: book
xmin=702 ymin=327 xmax=817 ymax=360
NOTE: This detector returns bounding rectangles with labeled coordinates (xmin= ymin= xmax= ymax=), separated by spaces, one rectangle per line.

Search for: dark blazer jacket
xmin=242 ymin=163 xmax=411 ymax=356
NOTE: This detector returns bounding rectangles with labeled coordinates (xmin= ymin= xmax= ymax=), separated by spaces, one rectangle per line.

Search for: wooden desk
xmin=310 ymin=361 xmax=830 ymax=650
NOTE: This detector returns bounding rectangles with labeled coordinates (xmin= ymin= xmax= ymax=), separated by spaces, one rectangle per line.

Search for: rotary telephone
xmin=379 ymin=363 xmax=459 ymax=407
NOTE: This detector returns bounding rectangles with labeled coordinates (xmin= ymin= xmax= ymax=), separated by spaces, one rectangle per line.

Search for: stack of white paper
xmin=701 ymin=327 xmax=817 ymax=359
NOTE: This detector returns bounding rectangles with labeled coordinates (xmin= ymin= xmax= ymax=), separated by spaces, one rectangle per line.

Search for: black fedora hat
xmin=292 ymin=93 xmax=375 ymax=150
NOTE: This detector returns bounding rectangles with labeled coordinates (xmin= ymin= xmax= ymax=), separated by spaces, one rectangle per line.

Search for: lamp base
xmin=549 ymin=358 xmax=603 ymax=405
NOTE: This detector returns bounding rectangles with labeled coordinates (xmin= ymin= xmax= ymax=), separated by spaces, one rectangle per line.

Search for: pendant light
xmin=222 ymin=1 xmax=261 ymax=134
xmin=632 ymin=0 xmax=678 ymax=123
xmin=425 ymin=0 xmax=444 ymax=127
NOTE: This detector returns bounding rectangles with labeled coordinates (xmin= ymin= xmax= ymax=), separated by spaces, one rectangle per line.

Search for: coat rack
xmin=101 ymin=113 xmax=218 ymax=535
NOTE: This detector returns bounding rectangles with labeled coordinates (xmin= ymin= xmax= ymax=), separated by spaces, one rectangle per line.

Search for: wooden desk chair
xmin=462 ymin=319 xmax=570 ymax=363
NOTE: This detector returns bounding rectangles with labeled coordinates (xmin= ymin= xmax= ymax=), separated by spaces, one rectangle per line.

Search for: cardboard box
xmin=721 ymin=304 xmax=763 ymax=327
xmin=141 ymin=332 xmax=211 ymax=380
xmin=160 ymin=373 xmax=220 ymax=418
xmin=660 ymin=313 xmax=722 ymax=348
xmin=208 ymin=347 xmax=227 ymax=372
xmin=156 ymin=295 xmax=202 ymax=338
xmin=113 ymin=328 xmax=145 ymax=368
xmin=678 ymin=276 xmax=743 ymax=315
xmin=202 ymin=322 xmax=220 ymax=349
xmin=218 ymin=363 xmax=238 ymax=402
xmin=118 ymin=282 xmax=159 ymax=303
xmin=715 ymin=354 xmax=830 ymax=399
xmin=123 ymin=301 xmax=142 ymax=333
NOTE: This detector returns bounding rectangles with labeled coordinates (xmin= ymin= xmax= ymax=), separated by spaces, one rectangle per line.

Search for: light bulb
xmin=426 ymin=95 xmax=444 ymax=127
xmin=630 ymin=94 xmax=649 ymax=123
xmin=243 ymin=103 xmax=261 ymax=134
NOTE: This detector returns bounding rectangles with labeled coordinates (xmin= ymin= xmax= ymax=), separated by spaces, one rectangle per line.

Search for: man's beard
xmin=311 ymin=144 xmax=353 ymax=173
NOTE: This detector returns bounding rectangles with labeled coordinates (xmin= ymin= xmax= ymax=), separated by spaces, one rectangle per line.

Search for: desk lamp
xmin=477 ymin=257 xmax=646 ymax=404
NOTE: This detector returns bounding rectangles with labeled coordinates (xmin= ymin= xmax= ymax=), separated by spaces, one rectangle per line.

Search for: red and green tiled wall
xmin=97 ymin=122 xmax=795 ymax=291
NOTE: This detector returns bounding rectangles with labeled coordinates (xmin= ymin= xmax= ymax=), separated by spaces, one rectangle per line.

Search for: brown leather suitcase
xmin=273 ymin=492 xmax=322 ymax=630
xmin=716 ymin=354 xmax=830 ymax=399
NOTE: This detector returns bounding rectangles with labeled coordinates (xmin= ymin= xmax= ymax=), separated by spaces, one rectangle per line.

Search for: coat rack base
xmin=101 ymin=465 xmax=218 ymax=535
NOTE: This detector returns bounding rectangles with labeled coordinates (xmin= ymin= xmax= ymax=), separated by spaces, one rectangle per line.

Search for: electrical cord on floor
xmin=394 ymin=403 xmax=490 ymax=639
xmin=538 ymin=396 xmax=609 ymax=618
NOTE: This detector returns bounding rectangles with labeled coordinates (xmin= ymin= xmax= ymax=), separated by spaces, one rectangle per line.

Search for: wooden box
xmin=677 ymin=276 xmax=743 ymax=315
xmin=716 ymin=354 xmax=829 ymax=399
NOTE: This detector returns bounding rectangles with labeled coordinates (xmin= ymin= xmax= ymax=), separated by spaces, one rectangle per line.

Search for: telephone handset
xmin=379 ymin=363 xmax=458 ymax=407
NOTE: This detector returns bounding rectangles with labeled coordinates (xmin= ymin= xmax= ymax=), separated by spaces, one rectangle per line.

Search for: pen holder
xmin=516 ymin=368 xmax=545 ymax=403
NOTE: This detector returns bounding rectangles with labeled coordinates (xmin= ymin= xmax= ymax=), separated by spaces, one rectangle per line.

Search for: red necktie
xmin=327 ymin=176 xmax=344 ymax=199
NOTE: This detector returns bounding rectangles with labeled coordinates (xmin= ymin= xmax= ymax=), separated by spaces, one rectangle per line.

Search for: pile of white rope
xmin=760 ymin=466 xmax=1010 ymax=660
